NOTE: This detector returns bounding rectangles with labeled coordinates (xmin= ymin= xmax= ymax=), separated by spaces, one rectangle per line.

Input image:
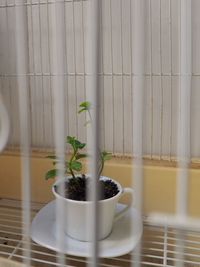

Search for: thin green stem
xmin=87 ymin=109 xmax=104 ymax=178
xmin=98 ymin=158 xmax=104 ymax=178
xmin=69 ymin=167 xmax=76 ymax=179
xmin=68 ymin=145 xmax=78 ymax=179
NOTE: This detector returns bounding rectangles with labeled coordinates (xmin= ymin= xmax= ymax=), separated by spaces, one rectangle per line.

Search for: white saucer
xmin=31 ymin=201 xmax=143 ymax=258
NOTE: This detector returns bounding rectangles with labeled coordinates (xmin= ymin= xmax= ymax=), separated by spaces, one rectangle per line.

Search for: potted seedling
xmin=45 ymin=102 xmax=133 ymax=241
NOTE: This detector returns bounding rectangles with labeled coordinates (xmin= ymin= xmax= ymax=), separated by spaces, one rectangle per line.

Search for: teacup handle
xmin=114 ymin=187 xmax=134 ymax=222
xmin=0 ymin=94 xmax=9 ymax=152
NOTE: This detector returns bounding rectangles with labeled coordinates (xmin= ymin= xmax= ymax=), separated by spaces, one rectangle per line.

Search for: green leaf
xmin=45 ymin=169 xmax=59 ymax=180
xmin=79 ymin=101 xmax=91 ymax=109
xmin=75 ymin=153 xmax=88 ymax=160
xmin=67 ymin=136 xmax=75 ymax=145
xmin=70 ymin=161 xmax=82 ymax=171
xmin=78 ymin=101 xmax=91 ymax=113
xmin=101 ymin=151 xmax=112 ymax=161
xmin=78 ymin=108 xmax=86 ymax=114
xmin=74 ymin=140 xmax=86 ymax=149
xmin=67 ymin=136 xmax=86 ymax=150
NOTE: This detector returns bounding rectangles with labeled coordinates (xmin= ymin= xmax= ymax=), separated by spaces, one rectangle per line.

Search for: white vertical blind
xmin=0 ymin=0 xmax=200 ymax=159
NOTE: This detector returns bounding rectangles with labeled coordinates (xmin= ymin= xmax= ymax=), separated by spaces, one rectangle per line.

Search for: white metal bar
xmin=46 ymin=0 xmax=54 ymax=147
xmin=4 ymin=1 xmax=12 ymax=150
xmin=38 ymin=0 xmax=45 ymax=148
xmin=72 ymin=0 xmax=78 ymax=137
xmin=120 ymin=0 xmax=125 ymax=155
xmin=149 ymin=0 xmax=153 ymax=160
xmin=175 ymin=1 xmax=192 ymax=266
xmin=15 ymin=0 xmax=31 ymax=266
xmin=29 ymin=0 xmax=37 ymax=149
xmin=109 ymin=0 xmax=115 ymax=153
xmin=175 ymin=0 xmax=192 ymax=267
xmin=85 ymin=0 xmax=101 ymax=265
xmin=48 ymin=1 xmax=67 ymax=266
xmin=100 ymin=0 xmax=105 ymax=151
xmin=169 ymin=0 xmax=173 ymax=161
xmin=64 ymin=14 xmax=70 ymax=141
xmin=81 ymin=0 xmax=87 ymax=129
xmin=159 ymin=0 xmax=163 ymax=160
xmin=176 ymin=0 xmax=192 ymax=217
xmin=131 ymin=0 xmax=145 ymax=267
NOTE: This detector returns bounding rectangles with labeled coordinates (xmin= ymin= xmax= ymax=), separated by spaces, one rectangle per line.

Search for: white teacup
xmin=52 ymin=176 xmax=134 ymax=242
xmin=0 ymin=92 xmax=9 ymax=152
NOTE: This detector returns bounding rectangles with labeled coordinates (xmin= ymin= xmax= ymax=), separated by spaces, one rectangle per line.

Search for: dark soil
xmin=54 ymin=175 xmax=119 ymax=201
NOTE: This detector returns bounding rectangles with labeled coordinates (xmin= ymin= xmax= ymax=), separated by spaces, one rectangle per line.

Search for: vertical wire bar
xmin=5 ymin=0 xmax=12 ymax=149
xmin=131 ymin=0 xmax=145 ymax=266
xmin=81 ymin=0 xmax=86 ymax=103
xmin=30 ymin=0 xmax=37 ymax=147
xmin=109 ymin=0 xmax=114 ymax=153
xmin=129 ymin=0 xmax=133 ymax=156
xmin=163 ymin=225 xmax=168 ymax=266
xmin=15 ymin=1 xmax=31 ymax=266
xmin=100 ymin=0 xmax=105 ymax=151
xmin=85 ymin=0 xmax=101 ymax=265
xmin=48 ymin=1 xmax=67 ymax=266
xmin=176 ymin=0 xmax=192 ymax=266
xmin=159 ymin=0 xmax=163 ymax=160
xmin=149 ymin=0 xmax=153 ymax=159
xmin=38 ymin=0 xmax=45 ymax=148
xmin=72 ymin=0 xmax=78 ymax=137
xmin=120 ymin=0 xmax=125 ymax=155
xmin=64 ymin=1 xmax=69 ymax=142
xmin=47 ymin=0 xmax=54 ymax=149
xmin=177 ymin=0 xmax=191 ymax=223
xmin=169 ymin=0 xmax=173 ymax=161
xmin=81 ymin=0 xmax=87 ymax=141
xmin=46 ymin=0 xmax=54 ymax=148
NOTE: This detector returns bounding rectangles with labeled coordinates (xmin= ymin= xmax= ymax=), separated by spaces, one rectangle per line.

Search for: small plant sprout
xmin=78 ymin=101 xmax=92 ymax=126
xmin=45 ymin=136 xmax=87 ymax=180
xmin=78 ymin=101 xmax=112 ymax=178
xmin=45 ymin=101 xmax=112 ymax=181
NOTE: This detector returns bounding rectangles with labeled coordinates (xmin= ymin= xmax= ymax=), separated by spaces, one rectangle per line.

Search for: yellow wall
xmin=0 ymin=152 xmax=200 ymax=217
